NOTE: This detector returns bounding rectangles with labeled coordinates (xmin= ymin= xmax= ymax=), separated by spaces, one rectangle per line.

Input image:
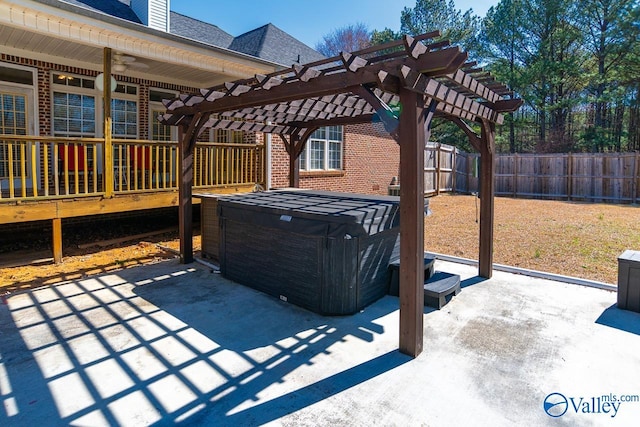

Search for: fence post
xmin=633 ymin=152 xmax=639 ymax=204
xmin=567 ymin=153 xmax=573 ymax=201
xmin=435 ymin=143 xmax=441 ymax=195
xmin=451 ymin=147 xmax=457 ymax=192
xmin=513 ymin=153 xmax=518 ymax=197
xmin=467 ymin=154 xmax=472 ymax=194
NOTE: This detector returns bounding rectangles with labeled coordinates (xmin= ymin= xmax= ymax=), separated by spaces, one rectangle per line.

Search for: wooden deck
xmin=1 ymin=134 xmax=265 ymax=261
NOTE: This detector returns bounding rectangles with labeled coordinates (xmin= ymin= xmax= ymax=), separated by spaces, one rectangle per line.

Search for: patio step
xmin=423 ymin=271 xmax=461 ymax=309
xmin=388 ymin=255 xmax=436 ymax=297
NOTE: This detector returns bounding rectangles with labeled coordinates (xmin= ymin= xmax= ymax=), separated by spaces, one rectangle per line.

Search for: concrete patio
xmin=1 ymin=258 xmax=639 ymax=426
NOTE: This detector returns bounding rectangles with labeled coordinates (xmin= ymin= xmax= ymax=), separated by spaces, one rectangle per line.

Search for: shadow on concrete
xmin=460 ymin=275 xmax=488 ymax=289
xmin=596 ymin=304 xmax=640 ymax=336
xmin=182 ymin=350 xmax=408 ymax=426
xmin=0 ymin=260 xmax=408 ymax=426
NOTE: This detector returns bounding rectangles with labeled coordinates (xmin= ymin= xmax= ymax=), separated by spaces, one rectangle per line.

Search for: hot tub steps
xmin=423 ymin=271 xmax=461 ymax=309
xmin=388 ymin=255 xmax=435 ymax=297
xmin=388 ymin=256 xmax=461 ymax=309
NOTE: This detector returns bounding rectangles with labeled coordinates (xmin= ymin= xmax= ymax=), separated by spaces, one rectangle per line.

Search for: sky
xmin=172 ymin=0 xmax=497 ymax=49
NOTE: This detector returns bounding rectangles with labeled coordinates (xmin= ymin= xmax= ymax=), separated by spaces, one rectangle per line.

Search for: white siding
xmin=131 ymin=0 xmax=169 ymax=32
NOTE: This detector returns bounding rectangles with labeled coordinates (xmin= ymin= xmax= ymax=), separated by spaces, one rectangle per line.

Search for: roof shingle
xmin=53 ymin=1 xmax=325 ymax=66
xmin=170 ymin=12 xmax=234 ymax=49
xmin=229 ymin=24 xmax=326 ymax=66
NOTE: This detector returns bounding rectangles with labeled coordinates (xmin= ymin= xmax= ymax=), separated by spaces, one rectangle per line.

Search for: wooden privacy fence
xmin=418 ymin=143 xmax=640 ymax=203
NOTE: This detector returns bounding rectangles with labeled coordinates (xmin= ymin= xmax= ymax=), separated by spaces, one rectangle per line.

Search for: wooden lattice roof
xmin=159 ymin=32 xmax=522 ymax=138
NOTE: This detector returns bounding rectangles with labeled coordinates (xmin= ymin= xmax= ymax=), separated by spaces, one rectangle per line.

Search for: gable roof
xmin=230 ymin=23 xmax=325 ymax=67
xmin=48 ymin=1 xmax=325 ymax=67
xmin=170 ymin=11 xmax=234 ymax=49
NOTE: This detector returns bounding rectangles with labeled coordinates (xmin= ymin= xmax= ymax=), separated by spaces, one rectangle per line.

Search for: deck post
xmin=479 ymin=119 xmax=496 ymax=278
xmin=178 ymin=125 xmax=195 ymax=264
xmin=398 ymin=89 xmax=432 ymax=358
xmin=52 ymin=218 xmax=62 ymax=264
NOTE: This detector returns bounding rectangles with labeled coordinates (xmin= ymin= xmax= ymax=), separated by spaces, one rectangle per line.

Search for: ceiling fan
xmin=112 ymin=52 xmax=149 ymax=73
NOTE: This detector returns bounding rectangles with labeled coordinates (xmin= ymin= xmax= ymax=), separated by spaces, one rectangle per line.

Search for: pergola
xmin=160 ymin=32 xmax=522 ymax=358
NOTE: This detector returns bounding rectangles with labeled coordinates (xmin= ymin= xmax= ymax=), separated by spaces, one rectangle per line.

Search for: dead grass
xmin=425 ymin=194 xmax=640 ymax=284
xmin=1 ymin=194 xmax=637 ymax=293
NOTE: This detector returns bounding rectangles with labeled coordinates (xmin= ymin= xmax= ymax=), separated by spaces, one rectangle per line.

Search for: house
xmin=0 ymin=0 xmax=400 ymax=261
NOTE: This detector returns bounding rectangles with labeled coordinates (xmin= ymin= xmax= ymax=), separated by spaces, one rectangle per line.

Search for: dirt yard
xmin=424 ymin=194 xmax=640 ymax=284
xmin=1 ymin=194 xmax=638 ymax=293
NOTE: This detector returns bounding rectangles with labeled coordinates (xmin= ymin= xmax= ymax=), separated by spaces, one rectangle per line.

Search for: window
xmin=52 ymin=73 xmax=95 ymax=90
xmin=0 ymin=66 xmax=33 ymax=86
xmin=111 ymin=98 xmax=137 ymax=138
xmin=209 ymin=115 xmax=244 ymax=143
xmin=0 ymin=92 xmax=27 ymax=178
xmin=149 ymin=89 xmax=176 ymax=141
xmin=52 ymin=74 xmax=96 ymax=137
xmin=299 ymin=126 xmax=343 ymax=171
xmin=1 ymin=64 xmax=35 ymax=182
xmin=150 ymin=107 xmax=172 ymax=141
xmin=52 ymin=74 xmax=139 ymax=139
xmin=112 ymin=82 xmax=138 ymax=139
xmin=53 ymin=92 xmax=96 ymax=136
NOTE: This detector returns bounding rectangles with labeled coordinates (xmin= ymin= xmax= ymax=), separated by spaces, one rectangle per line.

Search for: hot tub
xmin=215 ymin=190 xmax=409 ymax=315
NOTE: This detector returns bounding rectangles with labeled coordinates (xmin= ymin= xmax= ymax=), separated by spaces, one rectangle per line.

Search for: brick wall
xmin=270 ymin=123 xmax=399 ymax=196
xmin=270 ymin=133 xmax=292 ymax=188
xmin=1 ymin=54 xmax=201 ymax=139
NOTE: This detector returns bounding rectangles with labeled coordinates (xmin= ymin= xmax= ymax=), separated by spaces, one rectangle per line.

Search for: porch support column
xmin=103 ymin=47 xmax=114 ymax=198
xmin=52 ymin=218 xmax=62 ymax=264
xmin=478 ymin=119 xmax=496 ymax=278
xmin=398 ymin=89 xmax=432 ymax=358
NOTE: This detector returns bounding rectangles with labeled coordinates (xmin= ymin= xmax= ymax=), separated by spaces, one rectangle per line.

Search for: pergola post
xmin=478 ymin=120 xmax=496 ymax=278
xmin=398 ymin=88 xmax=427 ymax=358
xmin=288 ymin=150 xmax=300 ymax=188
xmin=281 ymin=133 xmax=300 ymax=188
xmin=178 ymin=125 xmax=195 ymax=264
xmin=285 ymin=128 xmax=316 ymax=188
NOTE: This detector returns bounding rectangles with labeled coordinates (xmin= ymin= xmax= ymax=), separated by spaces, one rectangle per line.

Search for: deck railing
xmin=0 ymin=135 xmax=265 ymax=201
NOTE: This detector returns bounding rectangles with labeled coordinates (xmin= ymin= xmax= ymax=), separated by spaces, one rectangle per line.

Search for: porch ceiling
xmin=0 ymin=25 xmax=234 ymax=87
xmin=0 ymin=1 xmax=279 ymax=87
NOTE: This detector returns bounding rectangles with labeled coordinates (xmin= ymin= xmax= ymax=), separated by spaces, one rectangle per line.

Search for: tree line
xmin=316 ymin=0 xmax=640 ymax=154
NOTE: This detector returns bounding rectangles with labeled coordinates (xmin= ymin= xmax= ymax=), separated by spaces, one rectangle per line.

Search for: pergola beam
xmin=168 ymin=47 xmax=466 ymax=116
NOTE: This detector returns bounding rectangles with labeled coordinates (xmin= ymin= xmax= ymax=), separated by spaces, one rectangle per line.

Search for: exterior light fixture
xmin=95 ymin=72 xmax=117 ymax=92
